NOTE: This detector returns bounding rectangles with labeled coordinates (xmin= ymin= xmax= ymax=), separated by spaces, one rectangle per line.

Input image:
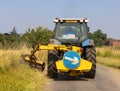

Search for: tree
xmin=22 ymin=26 xmax=53 ymax=45
xmin=1 ymin=27 xmax=23 ymax=48
xmin=10 ymin=26 xmax=17 ymax=35
xmin=0 ymin=33 xmax=4 ymax=42
xmin=88 ymin=29 xmax=109 ymax=46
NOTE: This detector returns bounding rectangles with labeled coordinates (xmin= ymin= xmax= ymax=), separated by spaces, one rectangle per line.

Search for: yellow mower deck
xmin=22 ymin=44 xmax=92 ymax=76
xmin=56 ymin=59 xmax=92 ymax=72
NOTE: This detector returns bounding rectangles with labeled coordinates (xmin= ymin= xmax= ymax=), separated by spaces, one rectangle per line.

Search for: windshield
xmin=55 ymin=22 xmax=88 ymax=41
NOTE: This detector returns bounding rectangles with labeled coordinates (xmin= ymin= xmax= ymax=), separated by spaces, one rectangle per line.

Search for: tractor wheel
xmin=47 ymin=50 xmax=58 ymax=78
xmin=83 ymin=47 xmax=96 ymax=79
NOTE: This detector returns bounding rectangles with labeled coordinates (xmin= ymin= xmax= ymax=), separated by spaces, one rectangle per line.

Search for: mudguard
xmin=82 ymin=39 xmax=94 ymax=47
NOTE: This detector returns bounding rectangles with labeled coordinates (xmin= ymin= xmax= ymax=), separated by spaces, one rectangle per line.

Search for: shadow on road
xmin=53 ymin=73 xmax=89 ymax=81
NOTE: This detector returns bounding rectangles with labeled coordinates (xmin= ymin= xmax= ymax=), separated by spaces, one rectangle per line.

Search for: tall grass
xmin=96 ymin=47 xmax=120 ymax=69
xmin=0 ymin=45 xmax=47 ymax=91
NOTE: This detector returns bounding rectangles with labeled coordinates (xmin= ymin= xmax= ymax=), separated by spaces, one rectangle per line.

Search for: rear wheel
xmin=83 ymin=47 xmax=96 ymax=79
xmin=47 ymin=50 xmax=58 ymax=78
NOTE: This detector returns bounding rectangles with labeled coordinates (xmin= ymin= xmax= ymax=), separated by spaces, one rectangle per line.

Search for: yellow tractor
xmin=22 ymin=18 xmax=96 ymax=79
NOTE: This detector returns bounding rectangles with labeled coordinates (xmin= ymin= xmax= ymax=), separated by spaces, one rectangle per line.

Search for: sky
xmin=0 ymin=0 xmax=120 ymax=39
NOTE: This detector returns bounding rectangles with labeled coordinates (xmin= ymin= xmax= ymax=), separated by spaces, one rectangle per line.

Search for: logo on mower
xmin=63 ymin=51 xmax=81 ymax=69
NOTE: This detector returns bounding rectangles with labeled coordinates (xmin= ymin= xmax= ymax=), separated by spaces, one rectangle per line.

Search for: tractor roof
xmin=54 ymin=17 xmax=89 ymax=23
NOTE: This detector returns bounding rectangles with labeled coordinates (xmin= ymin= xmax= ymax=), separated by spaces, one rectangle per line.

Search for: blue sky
xmin=0 ymin=0 xmax=120 ymax=39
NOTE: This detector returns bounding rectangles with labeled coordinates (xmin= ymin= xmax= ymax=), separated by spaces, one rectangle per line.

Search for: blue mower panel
xmin=63 ymin=51 xmax=81 ymax=69
xmin=82 ymin=39 xmax=94 ymax=47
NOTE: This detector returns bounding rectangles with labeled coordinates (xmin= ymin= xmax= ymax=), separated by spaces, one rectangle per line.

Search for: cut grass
xmin=96 ymin=47 xmax=120 ymax=69
xmin=0 ymin=45 xmax=47 ymax=91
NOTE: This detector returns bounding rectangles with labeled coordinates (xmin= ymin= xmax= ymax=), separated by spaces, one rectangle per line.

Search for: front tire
xmin=83 ymin=47 xmax=96 ymax=79
xmin=47 ymin=50 xmax=58 ymax=78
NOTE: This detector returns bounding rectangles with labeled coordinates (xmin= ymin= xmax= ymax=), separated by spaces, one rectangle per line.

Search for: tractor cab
xmin=54 ymin=18 xmax=89 ymax=45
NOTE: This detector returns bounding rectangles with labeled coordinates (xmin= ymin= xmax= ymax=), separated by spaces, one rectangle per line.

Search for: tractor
xmin=22 ymin=17 xmax=96 ymax=79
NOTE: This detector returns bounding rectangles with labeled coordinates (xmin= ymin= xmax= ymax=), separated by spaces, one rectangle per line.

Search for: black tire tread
xmin=84 ymin=47 xmax=96 ymax=79
xmin=47 ymin=50 xmax=58 ymax=78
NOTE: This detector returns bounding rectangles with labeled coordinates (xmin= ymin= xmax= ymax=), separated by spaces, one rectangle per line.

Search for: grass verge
xmin=96 ymin=47 xmax=120 ymax=69
xmin=0 ymin=46 xmax=47 ymax=91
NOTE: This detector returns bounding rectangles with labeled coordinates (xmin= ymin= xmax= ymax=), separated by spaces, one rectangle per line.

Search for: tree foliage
xmin=0 ymin=27 xmax=22 ymax=48
xmin=0 ymin=26 xmax=109 ymax=49
xmin=0 ymin=26 xmax=53 ymax=49
xmin=88 ymin=29 xmax=110 ymax=46
xmin=22 ymin=26 xmax=53 ymax=45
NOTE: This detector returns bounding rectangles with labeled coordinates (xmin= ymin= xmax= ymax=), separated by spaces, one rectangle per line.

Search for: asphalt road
xmin=44 ymin=64 xmax=120 ymax=91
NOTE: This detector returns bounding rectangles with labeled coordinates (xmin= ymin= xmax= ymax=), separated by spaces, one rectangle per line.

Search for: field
xmin=0 ymin=46 xmax=47 ymax=91
xmin=96 ymin=47 xmax=120 ymax=69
